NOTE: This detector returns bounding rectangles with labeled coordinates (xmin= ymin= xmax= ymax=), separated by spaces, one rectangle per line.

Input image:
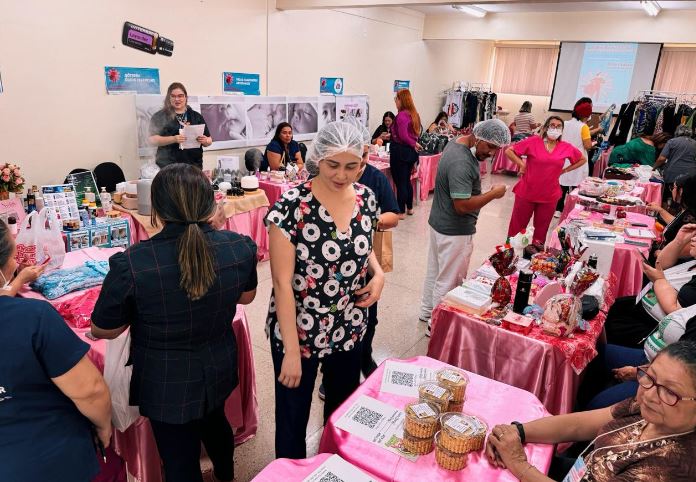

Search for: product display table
xmin=427 ymin=268 xmax=615 ymax=416
xmin=319 ymin=356 xmax=553 ymax=481
xmin=559 ymin=179 xmax=662 ymax=223
xmin=369 ymin=153 xmax=444 ymax=202
xmin=20 ymin=247 xmax=258 ymax=482
xmin=491 ymin=144 xmax=518 ymax=174
xmin=251 ymin=454 xmax=385 ymax=482
xmin=258 ymin=179 xmax=303 ymax=207
xmin=114 ymin=189 xmax=270 ymax=260
xmin=549 ymin=207 xmax=655 ymax=298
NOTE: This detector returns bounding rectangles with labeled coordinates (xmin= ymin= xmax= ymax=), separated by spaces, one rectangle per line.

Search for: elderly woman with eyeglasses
xmin=485 ymin=340 xmax=696 ymax=481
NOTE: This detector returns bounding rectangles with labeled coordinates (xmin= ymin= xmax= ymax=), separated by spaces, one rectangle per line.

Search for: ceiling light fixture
xmin=452 ymin=4 xmax=487 ymax=18
xmin=641 ymin=1 xmax=661 ymax=17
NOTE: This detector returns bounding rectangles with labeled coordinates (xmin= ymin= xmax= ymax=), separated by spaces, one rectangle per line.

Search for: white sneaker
xmin=553 ymin=211 xmax=561 ymax=218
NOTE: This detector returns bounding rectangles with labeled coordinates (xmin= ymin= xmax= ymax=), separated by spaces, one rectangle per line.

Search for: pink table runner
xmin=21 ymin=248 xmax=258 ymax=482
xmin=559 ymin=189 xmax=650 ymax=223
xmin=550 ymin=207 xmax=654 ymax=298
xmin=319 ymin=356 xmax=554 ymax=481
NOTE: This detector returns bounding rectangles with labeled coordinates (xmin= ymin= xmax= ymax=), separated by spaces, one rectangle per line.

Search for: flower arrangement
xmin=0 ymin=162 xmax=25 ymax=194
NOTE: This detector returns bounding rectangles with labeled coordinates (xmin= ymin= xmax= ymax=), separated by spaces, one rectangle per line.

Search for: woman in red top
xmin=506 ymin=116 xmax=587 ymax=244
xmin=390 ymin=89 xmax=423 ymax=219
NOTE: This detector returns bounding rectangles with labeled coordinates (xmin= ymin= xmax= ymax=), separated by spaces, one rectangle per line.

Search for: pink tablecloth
xmin=559 ymin=189 xmax=649 ymax=223
xmin=259 ymin=179 xmax=302 ymax=207
xmin=252 ymin=454 xmax=385 ymax=482
xmin=637 ymin=181 xmax=662 ymax=206
xmin=550 ymin=207 xmax=654 ymax=298
xmin=592 ymin=148 xmax=611 ymax=177
xmin=118 ymin=208 xmax=270 ymax=261
xmin=417 ymin=153 xmax=442 ymax=201
xmin=21 ymin=248 xmax=258 ymax=482
xmin=491 ymin=144 xmax=518 ymax=174
xmin=319 ymin=356 xmax=554 ymax=481
xmin=368 ymin=156 xmax=419 ymax=205
xmin=427 ymin=270 xmax=615 ymax=416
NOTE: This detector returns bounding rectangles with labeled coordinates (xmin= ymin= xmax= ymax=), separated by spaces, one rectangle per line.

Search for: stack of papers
xmin=302 ymin=455 xmax=378 ymax=482
xmin=624 ymin=228 xmax=656 ymax=239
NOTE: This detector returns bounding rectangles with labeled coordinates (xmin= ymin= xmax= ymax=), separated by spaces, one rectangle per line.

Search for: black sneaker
xmin=318 ymin=383 xmax=325 ymax=401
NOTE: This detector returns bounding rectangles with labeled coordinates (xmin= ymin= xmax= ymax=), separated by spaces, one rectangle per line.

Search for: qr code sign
xmin=390 ymin=370 xmax=415 ymax=387
xmin=352 ymin=406 xmax=383 ymax=429
xmin=318 ymin=472 xmax=345 ymax=482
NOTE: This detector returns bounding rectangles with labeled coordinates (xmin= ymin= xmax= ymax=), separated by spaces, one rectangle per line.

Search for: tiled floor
xmin=233 ymin=170 xmax=529 ymax=481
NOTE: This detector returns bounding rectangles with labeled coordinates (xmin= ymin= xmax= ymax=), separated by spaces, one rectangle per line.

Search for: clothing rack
xmin=444 ymin=81 xmax=492 ymax=94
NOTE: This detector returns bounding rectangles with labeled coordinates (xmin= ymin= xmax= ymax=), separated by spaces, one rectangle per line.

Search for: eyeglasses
xmin=170 ymin=94 xmax=186 ymax=100
xmin=636 ymin=366 xmax=696 ymax=406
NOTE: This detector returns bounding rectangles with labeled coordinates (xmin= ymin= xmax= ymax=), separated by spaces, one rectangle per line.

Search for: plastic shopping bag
xmin=103 ymin=330 xmax=140 ymax=432
xmin=36 ymin=208 xmax=66 ymax=270
xmin=14 ymin=211 xmax=40 ymax=266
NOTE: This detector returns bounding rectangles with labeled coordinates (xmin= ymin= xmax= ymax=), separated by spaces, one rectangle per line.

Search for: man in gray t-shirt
xmin=419 ymin=120 xmax=510 ymax=334
xmin=657 ymin=126 xmax=696 ymax=185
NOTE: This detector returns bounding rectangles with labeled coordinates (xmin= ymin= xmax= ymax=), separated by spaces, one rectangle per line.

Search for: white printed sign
xmin=302 ymin=454 xmax=377 ymax=482
xmin=379 ymin=361 xmax=434 ymax=397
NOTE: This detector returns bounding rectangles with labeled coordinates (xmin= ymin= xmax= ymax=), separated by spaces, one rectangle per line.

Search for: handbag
xmin=103 ymin=330 xmax=140 ymax=432
xmin=373 ymin=230 xmax=393 ymax=273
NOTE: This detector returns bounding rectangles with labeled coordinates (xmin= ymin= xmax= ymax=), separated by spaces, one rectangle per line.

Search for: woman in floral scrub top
xmin=265 ymin=121 xmax=385 ymax=459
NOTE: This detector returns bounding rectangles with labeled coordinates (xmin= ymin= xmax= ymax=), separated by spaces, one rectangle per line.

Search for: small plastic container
xmin=434 ymin=431 xmax=468 ymax=471
xmin=404 ymin=401 xmax=440 ymax=438
xmin=436 ymin=368 xmax=469 ymax=403
xmin=402 ymin=429 xmax=434 ymax=455
xmin=448 ymin=400 xmax=465 ymax=413
xmin=418 ymin=382 xmax=452 ymax=413
xmin=439 ymin=413 xmax=488 ymax=454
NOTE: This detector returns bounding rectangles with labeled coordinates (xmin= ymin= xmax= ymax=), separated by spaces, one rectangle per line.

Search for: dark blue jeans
xmin=389 ymin=142 xmax=418 ymax=212
xmin=586 ymin=344 xmax=647 ymax=410
xmin=271 ymin=341 xmax=362 ymax=459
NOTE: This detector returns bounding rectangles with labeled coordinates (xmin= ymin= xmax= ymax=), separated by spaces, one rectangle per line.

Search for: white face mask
xmin=471 ymin=141 xmax=494 ymax=163
xmin=546 ymin=128 xmax=563 ymax=140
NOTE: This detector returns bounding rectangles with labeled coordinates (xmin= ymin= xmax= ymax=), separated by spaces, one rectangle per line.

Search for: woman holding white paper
xmin=149 ymin=82 xmax=212 ymax=170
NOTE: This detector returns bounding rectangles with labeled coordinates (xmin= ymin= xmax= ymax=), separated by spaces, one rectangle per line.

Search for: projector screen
xmin=550 ymin=42 xmax=662 ymax=113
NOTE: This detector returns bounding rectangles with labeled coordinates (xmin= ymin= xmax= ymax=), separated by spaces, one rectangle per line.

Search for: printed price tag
xmin=411 ymin=403 xmax=436 ymax=419
xmin=423 ymin=384 xmax=446 ymax=398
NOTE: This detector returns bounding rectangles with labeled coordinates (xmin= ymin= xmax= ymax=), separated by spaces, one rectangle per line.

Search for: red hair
xmin=395 ymin=89 xmax=422 ymax=137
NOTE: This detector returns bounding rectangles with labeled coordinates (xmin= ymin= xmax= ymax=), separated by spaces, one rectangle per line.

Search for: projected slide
xmin=576 ymin=43 xmax=638 ymax=107
xmin=550 ymin=42 xmax=662 ymax=112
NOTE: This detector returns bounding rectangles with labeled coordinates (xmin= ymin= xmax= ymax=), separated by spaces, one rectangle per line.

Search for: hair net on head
xmin=341 ymin=115 xmax=370 ymax=146
xmin=305 ymin=121 xmax=365 ymax=175
xmin=472 ymin=119 xmax=511 ymax=147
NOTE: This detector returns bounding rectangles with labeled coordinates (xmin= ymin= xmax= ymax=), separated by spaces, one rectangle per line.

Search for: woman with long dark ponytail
xmin=91 ymin=164 xmax=258 ymax=482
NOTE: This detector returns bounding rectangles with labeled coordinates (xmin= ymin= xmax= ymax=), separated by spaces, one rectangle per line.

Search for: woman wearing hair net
xmin=265 ymin=121 xmax=385 ymax=458
xmin=419 ymin=119 xmax=509 ymax=333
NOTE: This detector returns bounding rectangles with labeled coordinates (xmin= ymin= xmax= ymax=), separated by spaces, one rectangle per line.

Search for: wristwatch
xmin=511 ymin=421 xmax=526 ymax=444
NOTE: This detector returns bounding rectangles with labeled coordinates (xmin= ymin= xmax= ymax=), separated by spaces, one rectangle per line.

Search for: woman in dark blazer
xmin=91 ymin=164 xmax=258 ymax=482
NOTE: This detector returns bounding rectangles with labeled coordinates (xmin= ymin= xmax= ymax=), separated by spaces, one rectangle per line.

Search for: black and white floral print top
xmin=265 ymin=181 xmax=379 ymax=358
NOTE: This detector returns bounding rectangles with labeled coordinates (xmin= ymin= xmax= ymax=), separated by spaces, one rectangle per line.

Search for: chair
xmin=93 ymin=162 xmax=126 ymax=193
xmin=244 ymin=149 xmax=263 ymax=173
xmin=298 ymin=142 xmax=308 ymax=162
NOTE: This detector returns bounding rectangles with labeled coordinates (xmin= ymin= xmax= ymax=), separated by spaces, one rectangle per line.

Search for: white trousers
xmin=419 ymin=227 xmax=474 ymax=320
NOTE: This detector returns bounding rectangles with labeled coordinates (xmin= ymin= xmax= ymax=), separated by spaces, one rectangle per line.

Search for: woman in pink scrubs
xmin=506 ymin=116 xmax=587 ymax=244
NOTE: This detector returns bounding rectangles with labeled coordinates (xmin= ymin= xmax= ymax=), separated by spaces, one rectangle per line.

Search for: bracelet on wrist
xmin=511 ymin=421 xmax=526 ymax=444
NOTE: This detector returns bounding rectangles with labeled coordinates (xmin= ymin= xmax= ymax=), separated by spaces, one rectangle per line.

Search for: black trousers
xmin=390 ymin=142 xmax=418 ymax=212
xmin=555 ymin=185 xmax=574 ymax=213
xmin=272 ymin=341 xmax=363 ymax=459
xmin=149 ymin=406 xmax=235 ymax=482
xmin=605 ymin=296 xmax=658 ymax=348
xmin=361 ymin=302 xmax=379 ymax=377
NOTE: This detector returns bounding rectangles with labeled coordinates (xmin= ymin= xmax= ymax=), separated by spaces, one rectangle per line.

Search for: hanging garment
xmin=445 ymin=91 xmax=464 ymax=128
xmin=609 ymin=101 xmax=637 ymax=146
xmin=631 ymin=101 xmax=662 ymax=139
xmin=661 ymin=104 xmax=678 ymax=135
